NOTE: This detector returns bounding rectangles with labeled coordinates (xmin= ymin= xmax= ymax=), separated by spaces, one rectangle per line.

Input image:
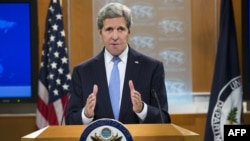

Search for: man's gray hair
xmin=97 ymin=2 xmax=132 ymax=30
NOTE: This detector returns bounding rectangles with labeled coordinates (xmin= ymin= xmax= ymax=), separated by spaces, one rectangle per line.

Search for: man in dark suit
xmin=66 ymin=2 xmax=171 ymax=124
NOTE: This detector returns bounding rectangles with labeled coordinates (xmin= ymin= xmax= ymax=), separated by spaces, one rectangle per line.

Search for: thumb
xmin=128 ymin=80 xmax=135 ymax=92
xmin=93 ymin=84 xmax=98 ymax=96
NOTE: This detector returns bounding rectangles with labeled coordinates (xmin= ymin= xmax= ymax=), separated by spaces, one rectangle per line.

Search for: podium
xmin=21 ymin=124 xmax=200 ymax=141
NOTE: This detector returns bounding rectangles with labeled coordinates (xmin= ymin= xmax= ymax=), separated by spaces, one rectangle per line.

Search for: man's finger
xmin=93 ymin=84 xmax=98 ymax=96
xmin=129 ymin=80 xmax=135 ymax=92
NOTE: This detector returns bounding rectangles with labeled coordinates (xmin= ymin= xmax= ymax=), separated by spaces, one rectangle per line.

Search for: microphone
xmin=151 ymin=89 xmax=164 ymax=123
xmin=60 ymin=93 xmax=71 ymax=125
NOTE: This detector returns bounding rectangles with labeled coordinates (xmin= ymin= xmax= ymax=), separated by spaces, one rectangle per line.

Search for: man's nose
xmin=111 ymin=30 xmax=119 ymax=40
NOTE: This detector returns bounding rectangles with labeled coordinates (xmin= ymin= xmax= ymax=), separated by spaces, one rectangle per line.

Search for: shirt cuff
xmin=81 ymin=107 xmax=93 ymax=124
xmin=136 ymin=102 xmax=147 ymax=121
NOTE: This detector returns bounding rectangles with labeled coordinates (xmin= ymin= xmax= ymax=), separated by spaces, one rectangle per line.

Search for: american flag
xmin=36 ymin=0 xmax=71 ymax=129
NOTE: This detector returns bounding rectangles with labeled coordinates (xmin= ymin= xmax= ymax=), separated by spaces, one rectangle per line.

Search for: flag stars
xmin=50 ymin=35 xmax=55 ymax=42
xmin=49 ymin=73 xmax=54 ymax=79
xmin=61 ymin=30 xmax=65 ymax=37
xmin=49 ymin=6 xmax=54 ymax=13
xmin=48 ymin=85 xmax=51 ymax=90
xmin=65 ymin=47 xmax=68 ymax=52
xmin=67 ymin=73 xmax=71 ymax=80
xmin=51 ymin=62 xmax=57 ymax=69
xmin=56 ymin=14 xmax=62 ymax=20
xmin=53 ymin=89 xmax=59 ymax=96
xmin=57 ymin=40 xmax=63 ymax=47
xmin=48 ymin=18 xmax=51 ymax=23
xmin=63 ymin=84 xmax=69 ymax=90
xmin=58 ymin=68 xmax=64 ymax=74
xmin=49 ymin=46 xmax=53 ymax=52
xmin=56 ymin=79 xmax=61 ymax=85
xmin=40 ymin=62 xmax=44 ymax=68
xmin=61 ymin=57 xmax=68 ymax=64
xmin=54 ymin=51 xmax=59 ymax=58
xmin=52 ymin=24 xmax=58 ymax=31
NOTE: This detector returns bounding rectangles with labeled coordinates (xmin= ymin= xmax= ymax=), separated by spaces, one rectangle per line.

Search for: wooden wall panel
xmin=68 ymin=0 xmax=93 ymax=71
xmin=233 ymin=0 xmax=242 ymax=75
xmin=191 ymin=0 xmax=242 ymax=91
xmin=191 ymin=0 xmax=217 ymax=91
xmin=0 ymin=115 xmax=36 ymax=141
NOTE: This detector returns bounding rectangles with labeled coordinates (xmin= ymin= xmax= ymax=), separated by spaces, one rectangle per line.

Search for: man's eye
xmin=118 ymin=27 xmax=125 ymax=31
xmin=105 ymin=27 xmax=113 ymax=31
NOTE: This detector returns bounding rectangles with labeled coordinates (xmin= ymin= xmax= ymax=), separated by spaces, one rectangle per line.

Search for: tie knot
xmin=112 ymin=57 xmax=120 ymax=64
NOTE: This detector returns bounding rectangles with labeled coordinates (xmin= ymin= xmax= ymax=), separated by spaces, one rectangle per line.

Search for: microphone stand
xmin=152 ymin=89 xmax=164 ymax=123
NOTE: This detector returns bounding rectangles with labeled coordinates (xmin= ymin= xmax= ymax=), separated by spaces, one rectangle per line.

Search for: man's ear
xmin=98 ymin=30 xmax=102 ymax=41
xmin=98 ymin=29 xmax=102 ymax=35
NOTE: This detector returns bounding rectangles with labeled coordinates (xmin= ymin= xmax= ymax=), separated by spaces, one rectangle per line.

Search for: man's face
xmin=99 ymin=17 xmax=130 ymax=56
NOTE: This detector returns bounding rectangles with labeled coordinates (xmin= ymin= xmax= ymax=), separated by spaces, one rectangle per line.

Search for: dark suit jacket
xmin=66 ymin=46 xmax=170 ymax=124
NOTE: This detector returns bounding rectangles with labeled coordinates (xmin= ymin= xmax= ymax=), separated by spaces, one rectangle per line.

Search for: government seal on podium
xmin=80 ymin=119 xmax=133 ymax=141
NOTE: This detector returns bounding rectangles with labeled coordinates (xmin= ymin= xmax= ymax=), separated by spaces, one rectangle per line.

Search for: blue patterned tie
xmin=109 ymin=57 xmax=121 ymax=120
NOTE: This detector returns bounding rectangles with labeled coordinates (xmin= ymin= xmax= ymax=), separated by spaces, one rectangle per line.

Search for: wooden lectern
xmin=21 ymin=124 xmax=200 ymax=141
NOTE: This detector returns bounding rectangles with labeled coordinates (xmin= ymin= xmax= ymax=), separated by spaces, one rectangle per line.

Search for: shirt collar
xmin=104 ymin=45 xmax=128 ymax=64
